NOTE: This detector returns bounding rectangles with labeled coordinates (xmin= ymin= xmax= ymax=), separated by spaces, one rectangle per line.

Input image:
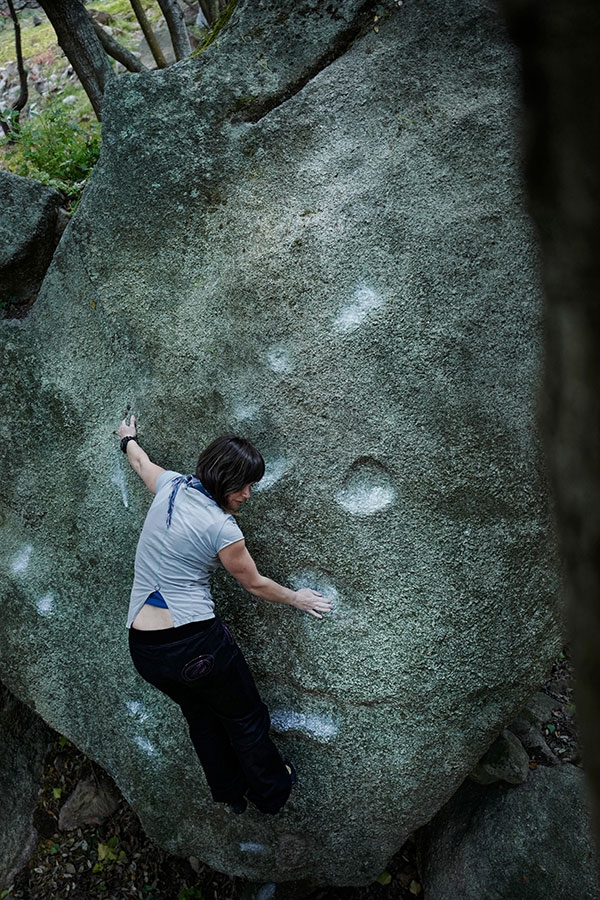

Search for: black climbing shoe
xmin=284 ymin=760 xmax=297 ymax=786
xmin=225 ymin=799 xmax=247 ymax=814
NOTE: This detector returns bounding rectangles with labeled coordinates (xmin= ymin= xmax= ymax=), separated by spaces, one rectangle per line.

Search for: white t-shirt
xmin=126 ymin=470 xmax=244 ymax=628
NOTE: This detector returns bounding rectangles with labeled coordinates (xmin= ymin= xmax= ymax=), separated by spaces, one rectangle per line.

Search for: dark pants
xmin=128 ymin=617 xmax=292 ymax=813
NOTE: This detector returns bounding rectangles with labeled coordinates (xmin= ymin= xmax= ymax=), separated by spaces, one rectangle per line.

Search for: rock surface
xmin=0 ymin=170 xmax=63 ymax=306
xmin=0 ymin=0 xmax=561 ymax=886
xmin=470 ymin=729 xmax=530 ymax=785
xmin=58 ymin=777 xmax=120 ymax=831
xmin=417 ymin=765 xmax=600 ymax=900
xmin=0 ymin=684 xmax=51 ymax=890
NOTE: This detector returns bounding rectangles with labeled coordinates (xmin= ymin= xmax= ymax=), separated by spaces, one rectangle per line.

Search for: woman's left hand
xmin=292 ymin=588 xmax=334 ymax=620
xmin=118 ymin=413 xmax=137 ymax=441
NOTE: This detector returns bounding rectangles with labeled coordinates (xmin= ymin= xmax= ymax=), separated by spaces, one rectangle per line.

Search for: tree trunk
xmin=199 ymin=0 xmax=220 ymax=27
xmin=92 ymin=19 xmax=149 ymax=74
xmin=497 ymin=0 xmax=600 ymax=848
xmin=36 ymin=0 xmax=114 ymax=119
xmin=1 ymin=0 xmax=28 ymax=136
xmin=129 ymin=0 xmax=168 ymax=69
xmin=156 ymin=0 xmax=192 ymax=60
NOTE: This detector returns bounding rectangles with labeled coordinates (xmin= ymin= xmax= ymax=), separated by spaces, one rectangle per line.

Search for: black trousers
xmin=128 ymin=617 xmax=292 ymax=813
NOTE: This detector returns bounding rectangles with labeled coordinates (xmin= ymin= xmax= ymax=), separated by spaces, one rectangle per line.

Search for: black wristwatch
xmin=120 ymin=435 xmax=137 ymax=453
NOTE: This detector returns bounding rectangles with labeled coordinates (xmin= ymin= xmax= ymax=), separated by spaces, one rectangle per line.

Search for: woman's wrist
xmin=120 ymin=435 xmax=137 ymax=453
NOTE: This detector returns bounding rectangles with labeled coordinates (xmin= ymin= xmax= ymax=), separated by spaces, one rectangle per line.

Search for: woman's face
xmin=226 ymin=483 xmax=253 ymax=512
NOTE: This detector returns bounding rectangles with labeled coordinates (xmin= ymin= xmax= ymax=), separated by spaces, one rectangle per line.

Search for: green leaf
xmin=97 ymin=843 xmax=118 ymax=861
xmin=58 ymin=736 xmax=70 ymax=747
xmin=53 ymin=787 xmax=63 ymax=799
xmin=92 ymin=862 xmax=104 ymax=874
xmin=546 ymin=723 xmax=556 ymax=733
xmin=376 ymin=871 xmax=392 ymax=886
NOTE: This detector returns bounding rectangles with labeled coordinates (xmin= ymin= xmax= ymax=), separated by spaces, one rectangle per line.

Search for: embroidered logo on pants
xmin=181 ymin=655 xmax=215 ymax=682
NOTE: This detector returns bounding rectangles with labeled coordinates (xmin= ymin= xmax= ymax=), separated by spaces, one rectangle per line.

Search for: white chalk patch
xmin=270 ymin=710 xmax=338 ymax=743
xmin=232 ymin=402 xmax=259 ymax=422
xmin=255 ymin=884 xmax=277 ymax=900
xmin=267 ymin=347 xmax=292 ymax=374
xmin=126 ymin=700 xmax=150 ymax=722
xmin=334 ymin=286 xmax=383 ymax=333
xmin=11 ymin=544 xmax=33 ymax=575
xmin=36 ymin=593 xmax=55 ymax=616
xmin=254 ymin=458 xmax=287 ymax=492
xmin=290 ymin=571 xmax=340 ymax=603
xmin=111 ymin=466 xmax=130 ymax=508
xmin=335 ymin=483 xmax=396 ymax=516
xmin=239 ymin=842 xmax=268 ymax=855
xmin=133 ymin=735 xmax=156 ymax=755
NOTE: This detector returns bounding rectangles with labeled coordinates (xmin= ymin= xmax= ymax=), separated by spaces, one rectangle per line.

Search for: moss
xmin=230 ymin=94 xmax=258 ymax=112
xmin=191 ymin=0 xmax=238 ymax=57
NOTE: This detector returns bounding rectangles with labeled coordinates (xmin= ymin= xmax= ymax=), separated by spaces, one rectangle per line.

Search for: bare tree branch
xmin=92 ymin=18 xmax=149 ymax=74
xmin=128 ymin=0 xmax=168 ymax=69
xmin=36 ymin=0 xmax=114 ymax=119
xmin=0 ymin=0 xmax=28 ymax=136
xmin=156 ymin=0 xmax=191 ymax=60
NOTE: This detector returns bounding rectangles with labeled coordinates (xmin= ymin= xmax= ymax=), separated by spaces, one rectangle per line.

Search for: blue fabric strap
xmin=166 ymin=475 xmax=216 ymax=528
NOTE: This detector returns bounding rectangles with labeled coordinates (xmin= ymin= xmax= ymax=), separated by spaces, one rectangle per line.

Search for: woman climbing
xmin=118 ymin=413 xmax=332 ymax=815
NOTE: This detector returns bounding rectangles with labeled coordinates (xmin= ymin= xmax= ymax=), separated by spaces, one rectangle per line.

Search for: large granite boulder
xmin=0 ymin=0 xmax=561 ymax=886
xmin=417 ymin=765 xmax=600 ymax=900
xmin=0 ymin=171 xmax=63 ymax=307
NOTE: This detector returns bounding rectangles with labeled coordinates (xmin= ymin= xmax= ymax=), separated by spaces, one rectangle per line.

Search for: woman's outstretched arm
xmin=118 ymin=414 xmax=165 ymax=494
xmin=219 ymin=540 xmax=333 ymax=620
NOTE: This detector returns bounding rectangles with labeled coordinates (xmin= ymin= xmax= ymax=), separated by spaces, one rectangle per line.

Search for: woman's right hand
xmin=292 ymin=589 xmax=333 ymax=620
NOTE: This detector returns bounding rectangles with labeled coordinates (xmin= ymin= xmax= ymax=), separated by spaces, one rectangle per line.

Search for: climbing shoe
xmin=284 ymin=760 xmax=297 ymax=786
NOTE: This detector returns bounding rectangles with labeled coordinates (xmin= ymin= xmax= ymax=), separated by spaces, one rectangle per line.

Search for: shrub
xmin=1 ymin=101 xmax=101 ymax=202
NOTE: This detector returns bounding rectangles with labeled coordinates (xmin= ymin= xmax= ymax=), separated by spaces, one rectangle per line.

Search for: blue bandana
xmin=166 ymin=475 xmax=216 ymax=528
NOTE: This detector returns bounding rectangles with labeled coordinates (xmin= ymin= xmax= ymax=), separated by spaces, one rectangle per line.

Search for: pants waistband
xmin=128 ymin=617 xmax=216 ymax=645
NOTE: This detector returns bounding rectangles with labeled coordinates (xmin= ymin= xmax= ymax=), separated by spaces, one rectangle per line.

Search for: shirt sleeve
xmin=214 ymin=515 xmax=244 ymax=552
xmin=155 ymin=470 xmax=181 ymax=495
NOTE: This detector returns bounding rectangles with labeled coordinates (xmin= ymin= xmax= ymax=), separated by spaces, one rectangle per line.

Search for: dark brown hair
xmin=195 ymin=434 xmax=265 ymax=510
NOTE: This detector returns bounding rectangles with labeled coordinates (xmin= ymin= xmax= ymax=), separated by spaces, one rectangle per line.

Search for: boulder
xmin=0 ymin=0 xmax=562 ymax=886
xmin=0 ymin=684 xmax=51 ymax=890
xmin=508 ymin=690 xmax=564 ymax=765
xmin=417 ymin=765 xmax=600 ymax=900
xmin=58 ymin=777 xmax=120 ymax=831
xmin=470 ymin=729 xmax=530 ymax=785
xmin=0 ymin=171 xmax=63 ymax=308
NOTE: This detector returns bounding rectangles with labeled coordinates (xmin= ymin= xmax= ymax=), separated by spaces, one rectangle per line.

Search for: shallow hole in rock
xmin=335 ymin=456 xmax=397 ymax=516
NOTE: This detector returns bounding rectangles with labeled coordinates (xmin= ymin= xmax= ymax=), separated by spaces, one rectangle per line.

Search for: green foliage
xmin=177 ymin=888 xmax=203 ymax=900
xmin=1 ymin=101 xmax=100 ymax=202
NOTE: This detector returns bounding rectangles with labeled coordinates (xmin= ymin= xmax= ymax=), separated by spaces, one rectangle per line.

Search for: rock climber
xmin=118 ymin=413 xmax=332 ymax=814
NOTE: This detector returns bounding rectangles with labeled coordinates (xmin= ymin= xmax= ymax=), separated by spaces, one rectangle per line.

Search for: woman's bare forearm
xmin=117 ymin=414 xmax=165 ymax=493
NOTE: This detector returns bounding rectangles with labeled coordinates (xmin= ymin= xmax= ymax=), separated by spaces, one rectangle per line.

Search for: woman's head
xmin=195 ymin=434 xmax=265 ymax=511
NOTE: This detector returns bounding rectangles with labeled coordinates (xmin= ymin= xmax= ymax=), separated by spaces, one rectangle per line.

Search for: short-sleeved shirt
xmin=126 ymin=470 xmax=244 ymax=628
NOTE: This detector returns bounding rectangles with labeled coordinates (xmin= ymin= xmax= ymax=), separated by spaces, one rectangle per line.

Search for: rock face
xmin=470 ymin=729 xmax=530 ymax=786
xmin=0 ymin=684 xmax=51 ymax=890
xmin=0 ymin=171 xmax=63 ymax=306
xmin=0 ymin=0 xmax=561 ymax=886
xmin=417 ymin=765 xmax=600 ymax=900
